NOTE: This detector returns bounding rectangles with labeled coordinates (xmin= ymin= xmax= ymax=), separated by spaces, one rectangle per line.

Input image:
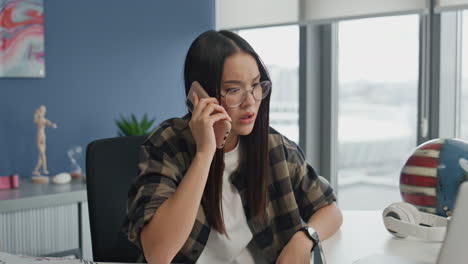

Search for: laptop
xmin=353 ymin=181 xmax=468 ymax=264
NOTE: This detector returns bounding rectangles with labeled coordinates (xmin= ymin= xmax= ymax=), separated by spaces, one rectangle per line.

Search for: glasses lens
xmin=253 ymin=83 xmax=263 ymax=100
xmin=227 ymin=89 xmax=243 ymax=107
xmin=259 ymin=80 xmax=271 ymax=99
xmin=225 ymin=80 xmax=272 ymax=107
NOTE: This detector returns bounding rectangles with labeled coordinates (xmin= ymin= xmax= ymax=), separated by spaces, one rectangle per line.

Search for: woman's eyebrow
xmin=223 ymin=74 xmax=260 ymax=84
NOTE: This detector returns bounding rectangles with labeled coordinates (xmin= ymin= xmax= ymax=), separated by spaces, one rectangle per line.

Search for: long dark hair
xmin=183 ymin=30 xmax=271 ymax=235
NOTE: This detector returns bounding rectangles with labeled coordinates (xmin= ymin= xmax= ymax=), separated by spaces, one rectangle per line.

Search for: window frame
xmin=236 ymin=1 xmax=465 ymax=211
xmin=299 ymin=24 xmax=339 ymax=192
xmin=298 ymin=2 xmax=464 ymax=196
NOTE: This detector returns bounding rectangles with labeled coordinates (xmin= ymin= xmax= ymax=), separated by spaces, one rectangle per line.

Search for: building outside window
xmin=238 ymin=26 xmax=300 ymax=143
xmin=337 ymin=15 xmax=420 ymax=210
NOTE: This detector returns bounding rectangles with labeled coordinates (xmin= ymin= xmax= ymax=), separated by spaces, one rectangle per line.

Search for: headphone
xmin=382 ymin=202 xmax=449 ymax=242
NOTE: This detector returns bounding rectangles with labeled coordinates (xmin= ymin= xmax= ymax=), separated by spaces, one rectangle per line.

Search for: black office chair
xmin=86 ymin=135 xmax=147 ymax=262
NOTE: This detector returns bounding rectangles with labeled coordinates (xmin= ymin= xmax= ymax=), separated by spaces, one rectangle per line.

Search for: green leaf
xmin=131 ymin=114 xmax=138 ymax=126
xmin=116 ymin=114 xmax=130 ymax=136
xmin=146 ymin=118 xmax=156 ymax=134
xmin=115 ymin=113 xmax=156 ymax=136
xmin=120 ymin=117 xmax=132 ymax=135
xmin=141 ymin=118 xmax=149 ymax=131
xmin=142 ymin=113 xmax=148 ymax=126
xmin=116 ymin=121 xmax=127 ymax=134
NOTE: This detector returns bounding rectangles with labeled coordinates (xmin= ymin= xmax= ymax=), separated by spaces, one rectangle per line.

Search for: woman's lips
xmin=239 ymin=113 xmax=255 ymax=124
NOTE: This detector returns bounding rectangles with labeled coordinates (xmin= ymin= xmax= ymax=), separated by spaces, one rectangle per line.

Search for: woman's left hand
xmin=276 ymin=231 xmax=313 ymax=264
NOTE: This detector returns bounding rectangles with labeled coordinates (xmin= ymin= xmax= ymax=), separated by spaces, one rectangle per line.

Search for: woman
xmin=124 ymin=30 xmax=342 ymax=264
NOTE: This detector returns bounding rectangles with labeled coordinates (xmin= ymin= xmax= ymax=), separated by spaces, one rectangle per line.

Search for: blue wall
xmin=0 ymin=0 xmax=214 ymax=179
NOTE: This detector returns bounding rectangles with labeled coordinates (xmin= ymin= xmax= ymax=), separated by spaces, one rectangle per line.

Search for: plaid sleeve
xmin=124 ymin=127 xmax=183 ymax=249
xmin=283 ymin=137 xmax=337 ymax=222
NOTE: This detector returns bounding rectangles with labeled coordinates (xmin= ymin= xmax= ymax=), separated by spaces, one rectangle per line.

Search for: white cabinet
xmin=0 ymin=180 xmax=91 ymax=259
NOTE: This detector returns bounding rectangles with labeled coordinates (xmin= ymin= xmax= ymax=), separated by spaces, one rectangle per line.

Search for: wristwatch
xmin=298 ymin=225 xmax=328 ymax=264
xmin=298 ymin=226 xmax=319 ymax=252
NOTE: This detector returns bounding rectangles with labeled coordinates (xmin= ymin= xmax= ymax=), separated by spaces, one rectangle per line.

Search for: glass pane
xmin=337 ymin=15 xmax=419 ymax=210
xmin=238 ymin=26 xmax=299 ymax=143
xmin=461 ymin=11 xmax=468 ymax=139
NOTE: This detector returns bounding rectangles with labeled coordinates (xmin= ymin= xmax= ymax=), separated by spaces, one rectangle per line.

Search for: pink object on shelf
xmin=0 ymin=174 xmax=19 ymax=190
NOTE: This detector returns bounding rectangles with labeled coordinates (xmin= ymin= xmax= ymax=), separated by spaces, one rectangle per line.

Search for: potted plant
xmin=115 ymin=113 xmax=156 ymax=136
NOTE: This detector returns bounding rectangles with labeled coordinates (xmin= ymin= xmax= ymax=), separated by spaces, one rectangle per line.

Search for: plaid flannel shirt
xmin=123 ymin=115 xmax=336 ymax=263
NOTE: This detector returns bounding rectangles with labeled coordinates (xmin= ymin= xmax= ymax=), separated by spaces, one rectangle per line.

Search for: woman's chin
xmin=233 ymin=125 xmax=255 ymax=136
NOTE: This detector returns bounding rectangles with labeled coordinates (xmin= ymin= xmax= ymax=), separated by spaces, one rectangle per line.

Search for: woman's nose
xmin=242 ymin=91 xmax=256 ymax=106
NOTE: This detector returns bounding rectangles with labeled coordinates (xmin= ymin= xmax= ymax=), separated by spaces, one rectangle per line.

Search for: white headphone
xmin=382 ymin=202 xmax=449 ymax=242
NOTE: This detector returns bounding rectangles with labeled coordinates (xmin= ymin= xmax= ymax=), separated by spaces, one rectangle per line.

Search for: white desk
xmin=1 ymin=210 xmax=442 ymax=264
xmin=321 ymin=211 xmax=442 ymax=264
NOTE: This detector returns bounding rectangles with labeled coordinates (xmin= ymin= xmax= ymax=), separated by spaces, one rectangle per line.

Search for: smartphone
xmin=186 ymin=81 xmax=231 ymax=149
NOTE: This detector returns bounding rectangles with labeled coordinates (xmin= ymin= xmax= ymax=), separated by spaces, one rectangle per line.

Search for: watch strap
xmin=299 ymin=226 xmax=319 ymax=252
xmin=297 ymin=226 xmax=327 ymax=264
xmin=316 ymin=239 xmax=327 ymax=264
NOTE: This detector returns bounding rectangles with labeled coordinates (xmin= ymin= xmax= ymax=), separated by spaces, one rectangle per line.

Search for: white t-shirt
xmin=195 ymin=141 xmax=263 ymax=264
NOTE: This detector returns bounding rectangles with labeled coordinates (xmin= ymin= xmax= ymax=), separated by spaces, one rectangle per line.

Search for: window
xmin=238 ymin=26 xmax=300 ymax=143
xmin=460 ymin=11 xmax=468 ymax=139
xmin=337 ymin=15 xmax=420 ymax=210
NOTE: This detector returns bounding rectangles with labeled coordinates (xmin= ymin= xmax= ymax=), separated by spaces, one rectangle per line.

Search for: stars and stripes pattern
xmin=400 ymin=139 xmax=444 ymax=214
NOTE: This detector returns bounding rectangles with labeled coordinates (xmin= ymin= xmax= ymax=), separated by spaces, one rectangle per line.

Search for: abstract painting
xmin=0 ymin=0 xmax=45 ymax=78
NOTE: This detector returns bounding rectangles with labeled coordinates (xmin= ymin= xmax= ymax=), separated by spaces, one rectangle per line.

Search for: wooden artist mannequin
xmin=32 ymin=105 xmax=57 ymax=176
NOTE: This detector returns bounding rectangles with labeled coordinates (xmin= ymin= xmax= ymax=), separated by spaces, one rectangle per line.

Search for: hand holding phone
xmin=186 ymin=81 xmax=232 ymax=150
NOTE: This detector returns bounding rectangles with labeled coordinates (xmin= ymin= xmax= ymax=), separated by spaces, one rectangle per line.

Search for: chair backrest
xmin=86 ymin=135 xmax=147 ymax=262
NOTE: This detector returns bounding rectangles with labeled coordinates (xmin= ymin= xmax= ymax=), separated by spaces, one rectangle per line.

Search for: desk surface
xmin=1 ymin=209 xmax=442 ymax=263
xmin=322 ymin=210 xmax=442 ymax=264
xmin=0 ymin=179 xmax=87 ymax=213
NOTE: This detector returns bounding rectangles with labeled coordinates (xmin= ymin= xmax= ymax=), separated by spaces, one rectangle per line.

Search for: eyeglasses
xmin=221 ymin=80 xmax=272 ymax=108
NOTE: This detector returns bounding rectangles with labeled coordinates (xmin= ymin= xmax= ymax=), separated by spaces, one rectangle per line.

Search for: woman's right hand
xmin=189 ymin=92 xmax=232 ymax=156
